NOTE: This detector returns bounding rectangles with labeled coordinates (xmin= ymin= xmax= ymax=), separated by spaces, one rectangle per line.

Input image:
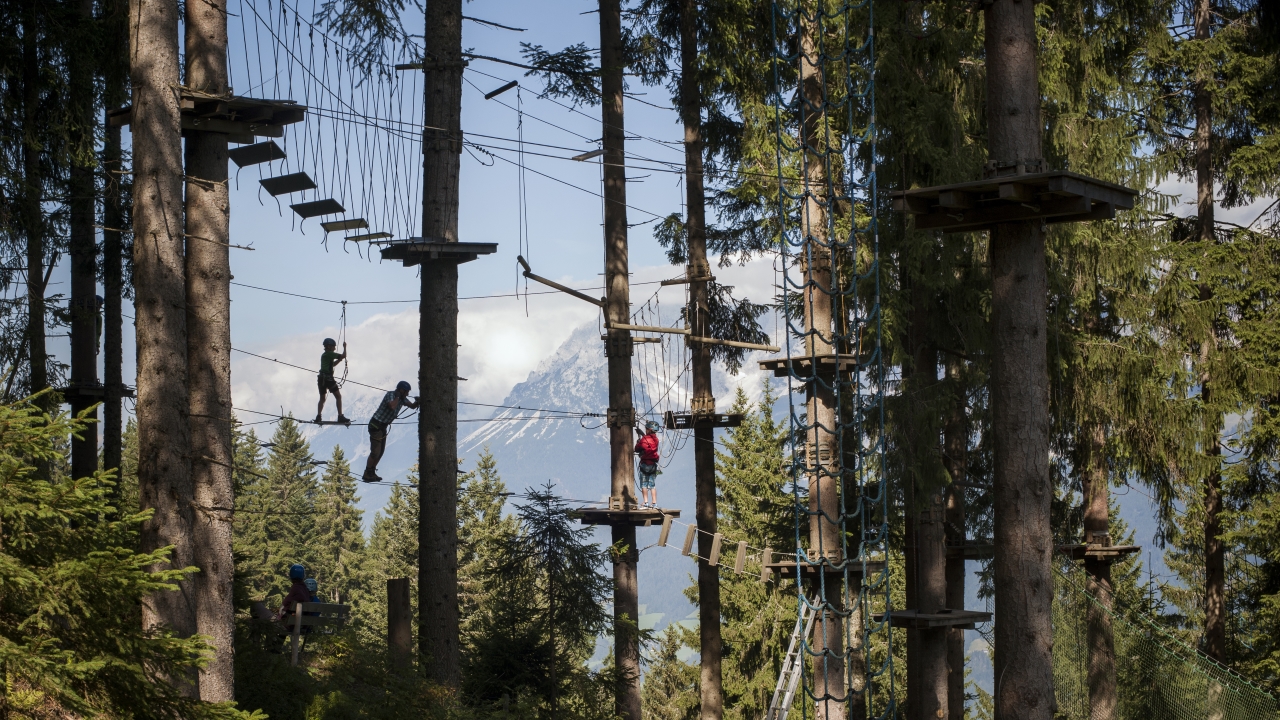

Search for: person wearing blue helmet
xmin=276 ymin=563 xmax=313 ymax=621
xmin=362 ymin=380 xmax=419 ymax=483
xmin=634 ymin=419 xmax=662 ymax=508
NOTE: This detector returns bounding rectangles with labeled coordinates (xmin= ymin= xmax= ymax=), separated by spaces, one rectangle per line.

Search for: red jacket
xmin=635 ymin=433 xmax=660 ymax=463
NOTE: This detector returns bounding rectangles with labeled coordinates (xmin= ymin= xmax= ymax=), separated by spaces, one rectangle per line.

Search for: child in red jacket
xmin=634 ymin=420 xmax=661 ymax=508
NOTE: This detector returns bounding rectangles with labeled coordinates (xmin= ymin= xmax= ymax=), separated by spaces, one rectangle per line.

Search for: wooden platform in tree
xmin=664 ymin=411 xmax=743 ymax=430
xmin=55 ymin=382 xmax=136 ymax=401
xmin=946 ymin=540 xmax=994 ymax=560
xmin=763 ymin=558 xmax=886 ymax=581
xmin=379 ymin=239 xmax=498 ymax=267
xmin=573 ymin=506 xmax=680 ymax=527
xmin=759 ymin=353 xmax=860 ymax=380
xmin=877 ymin=609 xmax=992 ymax=630
xmin=890 ymin=170 xmax=1138 ymax=233
xmin=108 ymin=92 xmax=306 ymax=144
xmin=1058 ymin=543 xmax=1142 ymax=562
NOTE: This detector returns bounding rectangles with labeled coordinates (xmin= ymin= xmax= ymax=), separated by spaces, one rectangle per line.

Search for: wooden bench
xmin=283 ymin=602 xmax=351 ymax=666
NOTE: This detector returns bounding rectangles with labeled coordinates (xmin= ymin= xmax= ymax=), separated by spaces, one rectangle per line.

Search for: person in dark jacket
xmin=276 ymin=563 xmax=313 ymax=622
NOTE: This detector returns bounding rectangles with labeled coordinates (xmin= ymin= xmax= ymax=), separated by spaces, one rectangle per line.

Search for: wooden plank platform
xmin=379 ymin=239 xmax=498 ymax=267
xmin=664 ymin=411 xmax=743 ymax=430
xmin=321 ymin=218 xmax=369 ymax=233
xmin=890 ymin=170 xmax=1138 ymax=233
xmin=229 ymin=140 xmax=286 ymax=167
xmin=573 ymin=506 xmax=680 ymax=527
xmin=260 ymin=172 xmax=316 ymax=196
xmin=763 ymin=558 xmax=886 ymax=581
xmin=946 ymin=540 xmax=994 ymax=560
xmin=877 ymin=608 xmax=992 ymax=630
xmin=759 ymin=353 xmax=860 ymax=379
xmin=109 ymin=93 xmax=306 ymax=143
xmin=56 ymin=382 xmax=136 ymax=400
xmin=1058 ymin=543 xmax=1142 ymax=561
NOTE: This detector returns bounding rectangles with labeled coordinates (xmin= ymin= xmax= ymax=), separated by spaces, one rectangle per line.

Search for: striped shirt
xmin=371 ymin=391 xmax=402 ymax=425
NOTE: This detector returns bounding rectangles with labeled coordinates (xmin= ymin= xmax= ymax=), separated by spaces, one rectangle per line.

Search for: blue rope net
xmin=770 ymin=0 xmax=892 ymax=718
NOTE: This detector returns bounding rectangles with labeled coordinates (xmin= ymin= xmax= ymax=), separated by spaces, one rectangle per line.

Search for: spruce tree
xmin=0 ymin=399 xmax=258 ymax=719
xmin=458 ymin=448 xmax=519 ymax=648
xmin=641 ymin=625 xmax=700 ymax=720
xmin=313 ymin=445 xmax=365 ymax=605
xmin=233 ymin=417 xmax=319 ymax=604
xmin=357 ymin=470 xmax=419 ymax=641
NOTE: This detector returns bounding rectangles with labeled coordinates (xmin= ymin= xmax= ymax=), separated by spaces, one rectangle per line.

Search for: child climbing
xmin=634 ymin=420 xmax=661 ymax=508
xmin=362 ymin=381 xmax=419 ymax=483
xmin=315 ymin=338 xmax=350 ymax=424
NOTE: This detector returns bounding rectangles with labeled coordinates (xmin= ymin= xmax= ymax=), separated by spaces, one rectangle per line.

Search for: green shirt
xmin=319 ymin=350 xmax=341 ymax=376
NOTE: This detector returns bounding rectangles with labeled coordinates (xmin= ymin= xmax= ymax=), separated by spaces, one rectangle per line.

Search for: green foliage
xmin=463 ymin=483 xmax=613 ymax=719
xmin=234 ymin=417 xmax=321 ymax=605
xmin=0 ymin=396 xmax=258 ymax=719
xmin=640 ymin=625 xmax=699 ymax=720
xmin=314 ymin=445 xmax=366 ymax=606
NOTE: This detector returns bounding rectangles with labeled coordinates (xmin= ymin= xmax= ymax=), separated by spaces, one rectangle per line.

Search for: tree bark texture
xmin=681 ymin=1 xmax=723 ymax=717
xmin=418 ymin=0 xmax=464 ymax=688
xmin=130 ymin=0 xmax=197 ymax=687
xmin=906 ymin=328 xmax=946 ymax=720
xmin=985 ymin=0 xmax=1053 ymax=716
xmin=1081 ymin=422 xmax=1116 ymax=720
xmin=943 ymin=356 xmax=968 ymax=720
xmin=69 ymin=0 xmax=99 ymax=480
xmin=22 ymin=0 xmax=49 ymax=404
xmin=599 ymin=1 xmax=641 ymax=717
xmin=102 ymin=0 xmax=129 ymax=484
xmin=798 ymin=7 xmax=852 ymax=717
xmin=1192 ymin=0 xmax=1226 ymax=668
xmin=185 ymin=0 xmax=235 ymax=699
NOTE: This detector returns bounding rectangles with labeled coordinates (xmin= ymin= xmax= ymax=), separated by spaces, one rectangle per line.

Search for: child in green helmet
xmin=316 ymin=338 xmax=349 ymax=424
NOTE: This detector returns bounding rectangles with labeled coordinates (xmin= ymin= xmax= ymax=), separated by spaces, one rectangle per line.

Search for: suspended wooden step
xmin=229 ymin=140 xmax=286 ymax=168
xmin=290 ymin=199 xmax=344 ymax=219
xmin=345 ymin=231 xmax=392 ymax=242
xmin=321 ymin=218 xmax=368 ymax=233
xmin=260 ymin=172 xmax=316 ymax=196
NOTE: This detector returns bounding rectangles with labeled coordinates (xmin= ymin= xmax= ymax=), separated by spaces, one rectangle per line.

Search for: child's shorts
xmin=638 ymin=461 xmax=658 ymax=489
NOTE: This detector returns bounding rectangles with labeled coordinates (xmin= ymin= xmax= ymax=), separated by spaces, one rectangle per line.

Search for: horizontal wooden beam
xmin=606 ymin=322 xmax=690 ymax=335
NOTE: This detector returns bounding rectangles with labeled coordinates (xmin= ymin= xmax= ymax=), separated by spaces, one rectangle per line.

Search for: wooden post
xmin=599 ymin=0 xmax=640 ymax=717
xmin=418 ymin=0 xmax=464 ymax=687
xmin=942 ymin=356 xmax=968 ymax=720
xmin=291 ymin=603 xmax=304 ymax=667
xmin=797 ymin=7 xmax=850 ymax=719
xmin=388 ymin=577 xmax=412 ymax=664
xmin=68 ymin=0 xmax=98 ymax=479
xmin=130 ymin=0 xmax=198 ymax=692
xmin=185 ymin=0 xmax=235 ymax=700
xmin=984 ymin=0 xmax=1054 ymax=716
xmin=681 ymin=0 xmax=723 ymax=715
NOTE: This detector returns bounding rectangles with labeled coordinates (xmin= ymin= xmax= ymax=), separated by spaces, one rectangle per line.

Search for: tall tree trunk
xmin=599 ymin=0 xmax=640 ymax=717
xmin=69 ymin=0 xmax=99 ymax=479
xmin=984 ymin=0 xmax=1053 ymax=717
xmin=22 ymin=0 xmax=49 ymax=407
xmin=102 ymin=0 xmax=129 ymax=484
xmin=1193 ymin=0 xmax=1226 ymax=668
xmin=1081 ymin=421 xmax=1117 ymax=720
xmin=130 ymin=0 xmax=197 ymax=691
xmin=419 ymin=0 xmax=464 ymax=688
xmin=185 ymin=0 xmax=234 ymax=699
xmin=681 ymin=2 xmax=723 ymax=718
xmin=942 ymin=355 xmax=967 ymax=720
xmin=798 ymin=7 xmax=852 ymax=718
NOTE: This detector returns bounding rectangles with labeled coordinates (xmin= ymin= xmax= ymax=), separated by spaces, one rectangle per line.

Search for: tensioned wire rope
xmin=771 ymin=0 xmax=891 ymax=717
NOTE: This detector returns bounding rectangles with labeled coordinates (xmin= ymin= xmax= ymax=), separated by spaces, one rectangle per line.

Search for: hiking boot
xmin=337 ymin=414 xmax=351 ymax=424
xmin=362 ymin=472 xmax=381 ymax=484
xmin=314 ymin=414 xmax=323 ymax=424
